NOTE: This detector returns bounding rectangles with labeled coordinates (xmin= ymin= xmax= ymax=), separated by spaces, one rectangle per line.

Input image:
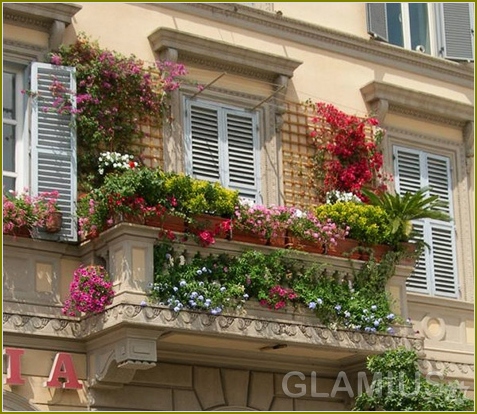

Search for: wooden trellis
xmin=281 ymin=101 xmax=319 ymax=209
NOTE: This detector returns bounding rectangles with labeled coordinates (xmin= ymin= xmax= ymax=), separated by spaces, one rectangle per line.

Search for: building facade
xmin=3 ymin=2 xmax=474 ymax=410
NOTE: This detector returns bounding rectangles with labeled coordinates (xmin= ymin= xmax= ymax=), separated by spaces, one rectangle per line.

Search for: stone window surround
xmin=3 ymin=3 xmax=82 ymax=61
xmin=148 ymin=27 xmax=302 ymax=205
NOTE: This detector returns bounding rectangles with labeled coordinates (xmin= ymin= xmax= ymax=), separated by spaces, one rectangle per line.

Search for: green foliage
xmin=354 ymin=348 xmax=474 ymax=411
xmin=362 ymin=187 xmax=451 ymax=245
xmin=315 ymin=202 xmax=392 ymax=245
xmin=149 ymin=244 xmax=400 ymax=333
xmin=51 ymin=33 xmax=185 ymax=190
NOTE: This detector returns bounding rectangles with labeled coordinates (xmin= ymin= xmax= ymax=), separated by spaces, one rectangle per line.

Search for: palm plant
xmin=362 ymin=187 xmax=451 ymax=244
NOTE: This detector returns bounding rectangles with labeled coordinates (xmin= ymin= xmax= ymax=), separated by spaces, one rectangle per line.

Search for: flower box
xmin=327 ymin=238 xmax=361 ymax=259
xmin=286 ymin=236 xmax=325 ymax=254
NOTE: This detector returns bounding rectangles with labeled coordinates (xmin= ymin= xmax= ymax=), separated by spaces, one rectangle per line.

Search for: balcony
xmin=3 ymin=221 xmax=422 ymax=389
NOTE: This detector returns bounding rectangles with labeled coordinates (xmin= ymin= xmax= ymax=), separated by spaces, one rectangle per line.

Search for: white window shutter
xmin=394 ymin=146 xmax=458 ymax=298
xmin=436 ymin=3 xmax=474 ymax=61
xmin=226 ymin=110 xmax=259 ymax=200
xmin=187 ymin=102 xmax=220 ymax=181
xmin=366 ymin=3 xmax=389 ymax=41
xmin=30 ymin=62 xmax=77 ymax=242
xmin=186 ymin=98 xmax=260 ymax=201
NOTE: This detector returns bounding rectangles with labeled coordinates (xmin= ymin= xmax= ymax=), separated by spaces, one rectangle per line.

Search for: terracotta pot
xmin=327 ymin=238 xmax=361 ymax=259
xmin=231 ymin=228 xmax=268 ymax=245
xmin=268 ymin=230 xmax=287 ymax=248
xmin=188 ymin=214 xmax=232 ymax=239
xmin=44 ymin=211 xmax=63 ymax=233
xmin=9 ymin=225 xmax=32 ymax=238
xmin=398 ymin=242 xmax=419 ymax=266
xmin=286 ymin=236 xmax=324 ymax=254
xmin=161 ymin=213 xmax=186 ymax=233
xmin=372 ymin=244 xmax=393 ymax=262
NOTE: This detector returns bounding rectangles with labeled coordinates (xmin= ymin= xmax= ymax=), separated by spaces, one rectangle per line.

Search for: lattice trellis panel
xmin=281 ymin=101 xmax=318 ymax=209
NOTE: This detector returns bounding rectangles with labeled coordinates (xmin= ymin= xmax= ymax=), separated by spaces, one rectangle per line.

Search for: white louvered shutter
xmin=188 ymin=103 xmax=220 ymax=181
xmin=31 ymin=62 xmax=77 ymax=242
xmin=436 ymin=3 xmax=474 ymax=61
xmin=394 ymin=146 xmax=457 ymax=298
xmin=225 ymin=110 xmax=259 ymax=200
xmin=186 ymin=99 xmax=260 ymax=201
xmin=366 ymin=3 xmax=389 ymax=41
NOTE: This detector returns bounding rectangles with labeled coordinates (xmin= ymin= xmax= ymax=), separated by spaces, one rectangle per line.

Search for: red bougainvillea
xmin=307 ymin=101 xmax=391 ymax=201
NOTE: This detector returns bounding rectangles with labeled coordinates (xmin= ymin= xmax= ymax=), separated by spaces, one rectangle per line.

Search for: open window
xmin=366 ymin=3 xmax=474 ymax=61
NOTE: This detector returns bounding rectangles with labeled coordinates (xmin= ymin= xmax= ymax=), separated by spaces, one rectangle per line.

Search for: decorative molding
xmin=156 ymin=3 xmax=473 ymax=89
xmin=3 ymin=304 xmax=423 ymax=355
xmin=2 ymin=39 xmax=46 ymax=64
xmin=3 ymin=3 xmax=82 ymax=28
xmin=148 ymin=27 xmax=302 ymax=82
xmin=361 ymin=81 xmax=474 ymax=128
xmin=418 ymin=359 xmax=475 ymax=381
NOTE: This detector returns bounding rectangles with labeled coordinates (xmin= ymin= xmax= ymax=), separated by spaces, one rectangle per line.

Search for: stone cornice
xmin=156 ymin=3 xmax=473 ymax=89
xmin=2 ymin=303 xmax=423 ymax=355
xmin=3 ymin=3 xmax=82 ymax=31
xmin=148 ymin=27 xmax=302 ymax=81
xmin=361 ymin=81 xmax=474 ymax=128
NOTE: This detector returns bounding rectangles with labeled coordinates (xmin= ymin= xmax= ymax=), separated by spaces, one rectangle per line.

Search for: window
xmin=394 ymin=146 xmax=458 ymax=298
xmin=2 ymin=67 xmax=25 ymax=192
xmin=184 ymin=98 xmax=260 ymax=201
xmin=3 ymin=62 xmax=77 ymax=242
xmin=367 ymin=3 xmax=474 ymax=61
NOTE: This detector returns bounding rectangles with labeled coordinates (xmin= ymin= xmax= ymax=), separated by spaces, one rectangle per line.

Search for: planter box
xmin=286 ymin=236 xmax=325 ymax=254
xmin=327 ymin=238 xmax=361 ymax=259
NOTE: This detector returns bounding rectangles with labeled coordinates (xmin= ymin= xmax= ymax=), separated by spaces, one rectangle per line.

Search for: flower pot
xmin=327 ymin=238 xmax=361 ymax=259
xmin=267 ymin=230 xmax=287 ymax=248
xmin=10 ymin=225 xmax=32 ymax=238
xmin=231 ymin=228 xmax=268 ymax=245
xmin=189 ymin=214 xmax=232 ymax=239
xmin=398 ymin=242 xmax=419 ymax=266
xmin=286 ymin=236 xmax=325 ymax=254
xmin=44 ymin=211 xmax=63 ymax=233
xmin=162 ymin=213 xmax=186 ymax=233
xmin=372 ymin=244 xmax=393 ymax=262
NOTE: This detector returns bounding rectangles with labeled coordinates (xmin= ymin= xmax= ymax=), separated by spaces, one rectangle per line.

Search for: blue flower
xmin=196 ymin=269 xmax=203 ymax=275
xmin=243 ymin=294 xmax=249 ymax=300
xmin=373 ymin=320 xmax=380 ymax=327
xmin=364 ymin=326 xmax=372 ymax=332
xmin=363 ymin=309 xmax=368 ymax=314
xmin=202 ymin=267 xmax=208 ymax=273
xmin=173 ymin=306 xmax=180 ymax=312
xmin=179 ymin=280 xmax=187 ymax=287
xmin=317 ymin=298 xmax=323 ymax=305
xmin=198 ymin=281 xmax=204 ymax=287
xmin=220 ymin=286 xmax=226 ymax=292
xmin=190 ymin=291 xmax=198 ymax=299
xmin=189 ymin=300 xmax=197 ymax=307
xmin=140 ymin=300 xmax=147 ymax=307
xmin=173 ymin=286 xmax=178 ymax=292
xmin=387 ymin=313 xmax=395 ymax=320
xmin=371 ymin=305 xmax=377 ymax=311
xmin=198 ymin=295 xmax=204 ymax=301
xmin=165 ymin=253 xmax=171 ymax=260
xmin=309 ymin=302 xmax=317 ymax=310
xmin=334 ymin=304 xmax=341 ymax=312
xmin=344 ymin=311 xmax=351 ymax=318
xmin=387 ymin=327 xmax=395 ymax=334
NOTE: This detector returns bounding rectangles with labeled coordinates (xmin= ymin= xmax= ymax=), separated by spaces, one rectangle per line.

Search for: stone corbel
xmin=89 ymin=332 xmax=160 ymax=389
xmin=369 ymin=98 xmax=389 ymax=124
xmin=49 ymin=20 xmax=65 ymax=51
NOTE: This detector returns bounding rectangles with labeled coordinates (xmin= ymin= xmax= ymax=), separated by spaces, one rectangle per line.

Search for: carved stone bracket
xmin=463 ymin=121 xmax=474 ymax=174
xmin=89 ymin=329 xmax=160 ymax=389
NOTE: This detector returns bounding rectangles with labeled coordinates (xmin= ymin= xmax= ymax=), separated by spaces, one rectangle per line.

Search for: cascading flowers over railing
xmin=307 ymin=101 xmax=391 ymax=202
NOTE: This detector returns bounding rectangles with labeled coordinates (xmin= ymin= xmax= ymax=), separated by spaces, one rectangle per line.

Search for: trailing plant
xmin=3 ymin=189 xmax=60 ymax=236
xmin=50 ymin=33 xmax=186 ymax=190
xmin=353 ymin=347 xmax=474 ymax=411
xmin=149 ymin=243 xmax=401 ymax=333
xmin=62 ymin=265 xmax=115 ymax=316
xmin=307 ymin=101 xmax=391 ymax=201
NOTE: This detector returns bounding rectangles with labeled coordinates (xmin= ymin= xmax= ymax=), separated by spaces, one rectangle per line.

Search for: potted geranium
xmin=62 ymin=264 xmax=115 ymax=316
xmin=3 ymin=189 xmax=61 ymax=237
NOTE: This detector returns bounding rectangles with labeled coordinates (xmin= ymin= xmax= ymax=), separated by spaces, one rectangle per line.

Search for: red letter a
xmin=45 ymin=352 xmax=82 ymax=389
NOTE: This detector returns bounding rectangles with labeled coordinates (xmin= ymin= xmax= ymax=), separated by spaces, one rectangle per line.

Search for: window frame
xmin=3 ymin=64 xmax=28 ymax=193
xmin=183 ymin=95 xmax=262 ymax=202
